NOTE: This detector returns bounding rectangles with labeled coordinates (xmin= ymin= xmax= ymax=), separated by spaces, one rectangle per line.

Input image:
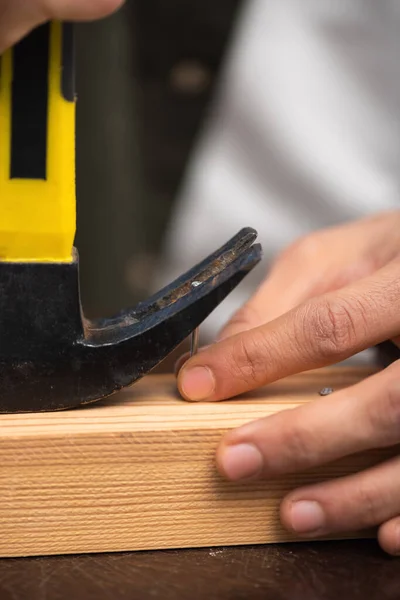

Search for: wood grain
xmin=0 ymin=366 xmax=395 ymax=558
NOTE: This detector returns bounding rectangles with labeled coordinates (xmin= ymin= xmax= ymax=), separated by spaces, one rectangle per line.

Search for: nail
xmin=174 ymin=346 xmax=211 ymax=377
xmin=220 ymin=443 xmax=264 ymax=481
xmin=180 ymin=365 xmax=215 ymax=401
xmin=289 ymin=501 xmax=325 ymax=534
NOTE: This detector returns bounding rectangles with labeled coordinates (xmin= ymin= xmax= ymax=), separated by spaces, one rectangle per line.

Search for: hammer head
xmin=0 ymin=228 xmax=262 ymax=413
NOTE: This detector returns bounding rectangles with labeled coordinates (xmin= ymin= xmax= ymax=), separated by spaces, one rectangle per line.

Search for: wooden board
xmin=0 ymin=366 xmax=394 ymax=558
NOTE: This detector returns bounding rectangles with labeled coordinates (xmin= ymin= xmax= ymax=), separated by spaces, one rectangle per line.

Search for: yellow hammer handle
xmin=0 ymin=22 xmax=76 ymax=262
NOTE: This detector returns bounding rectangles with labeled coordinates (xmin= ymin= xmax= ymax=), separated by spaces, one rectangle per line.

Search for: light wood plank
xmin=0 ymin=366 xmax=394 ymax=558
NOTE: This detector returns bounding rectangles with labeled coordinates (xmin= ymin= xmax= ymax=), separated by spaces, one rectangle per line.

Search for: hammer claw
xmin=0 ymin=228 xmax=262 ymax=412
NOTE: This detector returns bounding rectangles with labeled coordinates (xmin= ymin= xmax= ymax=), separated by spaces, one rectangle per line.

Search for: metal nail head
xmin=319 ymin=387 xmax=334 ymax=396
xmin=190 ymin=327 xmax=199 ymax=357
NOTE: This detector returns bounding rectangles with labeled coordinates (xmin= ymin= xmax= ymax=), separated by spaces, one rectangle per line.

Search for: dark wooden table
xmin=0 ymin=540 xmax=398 ymax=600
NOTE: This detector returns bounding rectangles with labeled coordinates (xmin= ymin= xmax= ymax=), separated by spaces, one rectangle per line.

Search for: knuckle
xmin=283 ymin=422 xmax=316 ymax=469
xmin=227 ymin=332 xmax=269 ymax=388
xmin=296 ymin=296 xmax=366 ymax=360
xmin=367 ymin=369 xmax=400 ymax=444
xmin=354 ymin=481 xmax=382 ymax=528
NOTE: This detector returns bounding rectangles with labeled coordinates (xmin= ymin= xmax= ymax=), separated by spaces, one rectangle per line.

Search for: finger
xmin=218 ymin=213 xmax=400 ymax=341
xmin=217 ymin=259 xmax=321 ymax=341
xmin=378 ymin=517 xmax=400 ymax=556
xmin=217 ymin=235 xmax=337 ymax=342
xmin=178 ymin=258 xmax=400 ymax=402
xmin=279 ymin=455 xmax=400 ymax=539
xmin=216 ymin=361 xmax=400 ymax=481
xmin=0 ymin=0 xmax=123 ymax=52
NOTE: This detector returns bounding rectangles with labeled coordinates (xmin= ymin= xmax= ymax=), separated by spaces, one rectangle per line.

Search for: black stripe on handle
xmin=10 ymin=24 xmax=50 ymax=180
xmin=61 ymin=23 xmax=75 ymax=102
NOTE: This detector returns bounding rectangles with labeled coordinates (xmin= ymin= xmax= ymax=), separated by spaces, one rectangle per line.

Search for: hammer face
xmin=0 ymin=254 xmax=84 ymax=412
xmin=0 ymin=228 xmax=262 ymax=413
xmin=0 ymin=253 xmax=83 ymax=358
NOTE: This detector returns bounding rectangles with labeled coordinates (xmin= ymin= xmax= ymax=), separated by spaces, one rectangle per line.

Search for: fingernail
xmin=220 ymin=443 xmax=264 ymax=481
xmin=392 ymin=525 xmax=400 ymax=556
xmin=289 ymin=501 xmax=325 ymax=534
xmin=180 ymin=366 xmax=215 ymax=401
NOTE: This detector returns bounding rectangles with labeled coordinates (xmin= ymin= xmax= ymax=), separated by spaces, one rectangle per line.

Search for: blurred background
xmin=73 ymin=0 xmax=400 ymax=365
xmin=74 ymin=0 xmax=242 ymax=319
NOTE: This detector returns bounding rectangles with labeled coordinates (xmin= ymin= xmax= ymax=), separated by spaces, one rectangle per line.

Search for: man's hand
xmin=0 ymin=0 xmax=124 ymax=52
xmin=177 ymin=210 xmax=400 ymax=554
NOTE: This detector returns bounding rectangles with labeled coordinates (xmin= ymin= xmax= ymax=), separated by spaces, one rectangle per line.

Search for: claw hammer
xmin=0 ymin=22 xmax=262 ymax=413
